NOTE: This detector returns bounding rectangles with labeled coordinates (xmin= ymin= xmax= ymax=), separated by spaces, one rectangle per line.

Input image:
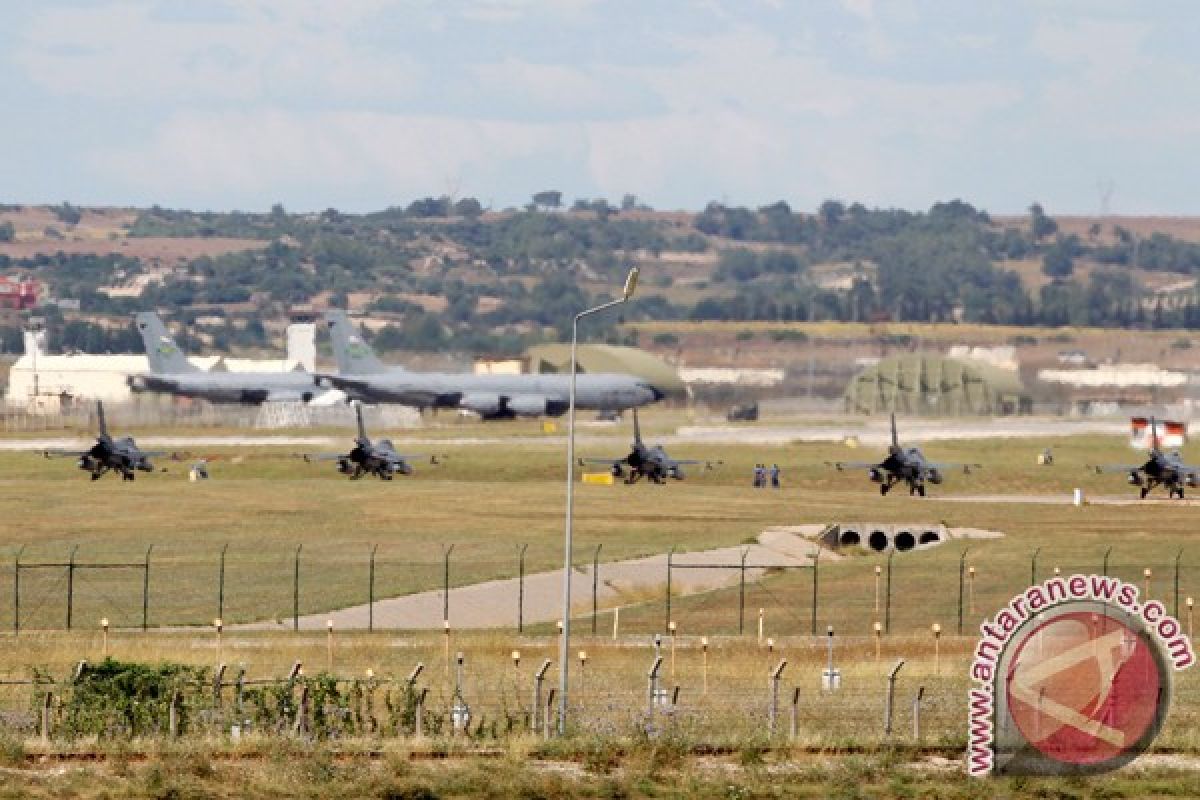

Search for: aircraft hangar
xmin=843 ymin=353 xmax=1032 ymax=416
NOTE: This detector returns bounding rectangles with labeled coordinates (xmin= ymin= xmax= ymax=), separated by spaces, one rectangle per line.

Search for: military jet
xmin=128 ymin=312 xmax=324 ymax=404
xmin=45 ymin=401 xmax=162 ymax=481
xmin=830 ymin=413 xmax=978 ymax=496
xmin=319 ymin=311 xmax=663 ymax=419
xmin=304 ymin=404 xmax=426 ymax=480
xmin=580 ymin=409 xmax=715 ymax=483
xmin=1092 ymin=417 xmax=1198 ymax=499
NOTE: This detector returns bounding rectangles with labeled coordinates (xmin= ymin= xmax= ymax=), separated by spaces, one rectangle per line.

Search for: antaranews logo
xmin=968 ymin=574 xmax=1194 ymax=776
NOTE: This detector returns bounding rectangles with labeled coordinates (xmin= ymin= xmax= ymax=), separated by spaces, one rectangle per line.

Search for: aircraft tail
xmin=96 ymin=400 xmax=108 ymax=438
xmin=890 ymin=412 xmax=898 ymax=448
xmin=1151 ymin=415 xmax=1160 ymax=451
xmin=355 ymin=402 xmax=368 ymax=441
xmin=135 ymin=312 xmax=197 ymax=374
xmin=325 ymin=311 xmax=387 ymax=375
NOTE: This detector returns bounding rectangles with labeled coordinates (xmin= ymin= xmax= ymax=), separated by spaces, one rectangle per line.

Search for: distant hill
xmin=2 ymin=198 xmax=1200 ymax=359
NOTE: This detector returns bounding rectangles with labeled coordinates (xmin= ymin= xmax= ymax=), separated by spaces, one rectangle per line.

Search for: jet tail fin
xmin=355 ymin=403 xmax=368 ymax=441
xmin=135 ymin=312 xmax=197 ymax=374
xmin=1151 ymin=415 xmax=1160 ymax=451
xmin=325 ymin=311 xmax=388 ymax=375
xmin=97 ymin=400 xmax=108 ymax=438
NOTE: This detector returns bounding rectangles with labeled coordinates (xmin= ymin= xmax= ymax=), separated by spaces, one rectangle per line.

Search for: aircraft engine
xmin=337 ymin=457 xmax=355 ymax=475
xmin=459 ymin=393 xmax=502 ymax=416
xmin=1128 ymin=470 xmax=1143 ymax=486
xmin=1188 ymin=473 xmax=1199 ymax=488
xmin=505 ymin=395 xmax=550 ymax=416
xmin=868 ymin=468 xmax=884 ymax=483
xmin=927 ymin=468 xmax=943 ymax=485
xmin=669 ymin=465 xmax=685 ymax=480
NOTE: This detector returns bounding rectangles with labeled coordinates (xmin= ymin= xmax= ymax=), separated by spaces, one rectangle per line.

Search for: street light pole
xmin=558 ymin=266 xmax=638 ymax=735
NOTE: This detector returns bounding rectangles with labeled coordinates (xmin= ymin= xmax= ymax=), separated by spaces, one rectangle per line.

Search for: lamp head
xmin=214 ymin=618 xmax=222 ymax=631
xmin=932 ymin=623 xmax=942 ymax=636
xmin=621 ymin=266 xmax=640 ymax=301
xmin=873 ymin=621 xmax=882 ymax=634
xmin=511 ymin=650 xmax=520 ymax=665
xmin=101 ymin=617 xmax=109 ymax=630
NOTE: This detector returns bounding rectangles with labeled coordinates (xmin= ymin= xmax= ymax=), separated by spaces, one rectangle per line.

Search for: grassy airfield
xmin=1 ymin=416 xmax=1200 ymax=795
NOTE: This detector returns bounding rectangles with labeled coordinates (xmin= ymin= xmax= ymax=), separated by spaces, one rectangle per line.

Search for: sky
xmin=2 ymin=0 xmax=1199 ymax=215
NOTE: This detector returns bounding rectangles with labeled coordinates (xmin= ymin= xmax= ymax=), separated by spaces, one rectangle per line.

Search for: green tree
xmin=1029 ymin=202 xmax=1058 ymax=242
xmin=532 ymin=190 xmax=562 ymax=210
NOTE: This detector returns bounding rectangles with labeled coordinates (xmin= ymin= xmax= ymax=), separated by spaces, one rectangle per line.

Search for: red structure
xmin=0 ymin=278 xmax=38 ymax=310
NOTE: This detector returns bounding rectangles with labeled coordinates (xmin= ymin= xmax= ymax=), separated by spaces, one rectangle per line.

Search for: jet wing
xmin=826 ymin=460 xmax=878 ymax=472
xmin=927 ymin=461 xmax=983 ymax=474
xmin=43 ymin=449 xmax=88 ymax=458
xmin=302 ymin=453 xmax=346 ymax=463
xmin=580 ymin=457 xmax=626 ymax=467
xmin=1091 ymin=464 xmax=1143 ymax=474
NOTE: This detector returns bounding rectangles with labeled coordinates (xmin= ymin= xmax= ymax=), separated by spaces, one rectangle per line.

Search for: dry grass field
xmin=1 ymin=419 xmax=1199 ymax=794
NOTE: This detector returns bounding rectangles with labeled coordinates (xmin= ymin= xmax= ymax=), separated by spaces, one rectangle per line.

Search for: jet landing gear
xmin=908 ymin=483 xmax=926 ymax=497
xmin=1171 ymin=485 xmax=1185 ymax=500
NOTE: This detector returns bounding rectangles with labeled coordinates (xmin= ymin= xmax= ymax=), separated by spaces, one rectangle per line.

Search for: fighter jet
xmin=1092 ymin=417 xmax=1198 ymax=499
xmin=580 ymin=409 xmax=715 ymax=483
xmin=303 ymin=404 xmax=424 ymax=480
xmin=128 ymin=312 xmax=322 ymax=404
xmin=319 ymin=311 xmax=663 ymax=419
xmin=830 ymin=413 xmax=978 ymax=496
xmin=44 ymin=401 xmax=162 ymax=481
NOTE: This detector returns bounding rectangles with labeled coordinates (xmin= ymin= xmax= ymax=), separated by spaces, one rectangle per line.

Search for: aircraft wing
xmin=43 ymin=449 xmax=88 ymax=458
xmin=302 ymin=453 xmax=345 ymax=463
xmin=1091 ymin=464 xmax=1143 ymax=474
xmin=826 ymin=460 xmax=877 ymax=471
xmin=927 ymin=461 xmax=983 ymax=474
xmin=580 ymin=457 xmax=625 ymax=467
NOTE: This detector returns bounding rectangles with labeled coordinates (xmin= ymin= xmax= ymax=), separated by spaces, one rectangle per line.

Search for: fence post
xmin=169 ymin=691 xmax=181 ymax=737
xmin=217 ymin=543 xmax=229 ymax=623
xmin=142 ymin=545 xmax=153 ymax=631
xmin=738 ymin=548 xmax=748 ymax=635
xmin=884 ymin=659 xmax=905 ymax=735
xmin=884 ymin=550 xmax=894 ymax=634
xmin=665 ymin=546 xmax=674 ymax=633
xmin=592 ymin=544 xmax=602 ymax=635
xmin=442 ymin=544 xmax=454 ymax=625
xmin=293 ymin=684 xmax=310 ymax=735
xmin=415 ymin=688 xmax=427 ymax=738
xmin=787 ymin=686 xmax=801 ymax=740
xmin=533 ymin=659 xmax=551 ymax=734
xmin=811 ymin=550 xmax=819 ymax=635
xmin=368 ymin=544 xmax=378 ymax=633
xmin=66 ymin=545 xmax=79 ymax=630
xmin=290 ymin=545 xmax=303 ymax=631
xmin=1030 ymin=547 xmax=1040 ymax=587
xmin=912 ymin=685 xmax=925 ymax=740
xmin=544 ymin=689 xmax=556 ymax=741
xmin=1102 ymin=546 xmax=1112 ymax=577
xmin=1175 ymin=549 xmax=1184 ymax=619
xmin=768 ymin=659 xmax=787 ymax=736
xmin=957 ymin=548 xmax=969 ymax=635
xmin=40 ymin=691 xmax=52 ymax=742
xmin=13 ymin=545 xmax=23 ymax=634
xmin=517 ymin=544 xmax=528 ymax=633
xmin=647 ymin=655 xmax=663 ymax=718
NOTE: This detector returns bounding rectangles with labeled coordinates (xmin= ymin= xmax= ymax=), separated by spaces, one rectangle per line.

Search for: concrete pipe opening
xmin=894 ymin=530 xmax=916 ymax=552
xmin=839 ymin=528 xmax=861 ymax=547
xmin=868 ymin=530 xmax=890 ymax=552
xmin=918 ymin=529 xmax=942 ymax=546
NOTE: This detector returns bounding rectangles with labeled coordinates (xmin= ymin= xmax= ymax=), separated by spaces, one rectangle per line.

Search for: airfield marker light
xmin=873 ymin=622 xmax=882 ymax=666
xmin=767 ymin=637 xmax=775 ymax=654
xmin=366 ymin=668 xmax=374 ymax=681
xmin=932 ymin=623 xmax=942 ymax=675
xmin=701 ymin=636 xmax=709 ymax=695
xmin=326 ymin=619 xmax=335 ymax=670
xmin=511 ymin=650 xmax=521 ymax=669
xmin=1144 ymin=567 xmax=1152 ymax=597
xmin=214 ymin=618 xmax=223 ymax=663
xmin=1053 ymin=566 xmax=1061 ymax=577
xmin=758 ymin=608 xmax=765 ymax=644
xmin=101 ymin=618 xmax=109 ymax=657
xmin=874 ymin=566 xmax=883 ymax=613
xmin=578 ymin=650 xmax=588 ymax=696
xmin=444 ymin=619 xmax=451 ymax=679
xmin=557 ymin=619 xmax=564 ymax=634
xmin=559 ymin=265 xmax=639 ymax=735
xmin=967 ymin=566 xmax=976 ymax=614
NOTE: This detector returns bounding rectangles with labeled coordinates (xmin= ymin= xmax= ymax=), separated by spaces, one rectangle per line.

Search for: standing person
xmin=770 ymin=463 xmax=781 ymax=489
xmin=753 ymin=463 xmax=764 ymax=488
